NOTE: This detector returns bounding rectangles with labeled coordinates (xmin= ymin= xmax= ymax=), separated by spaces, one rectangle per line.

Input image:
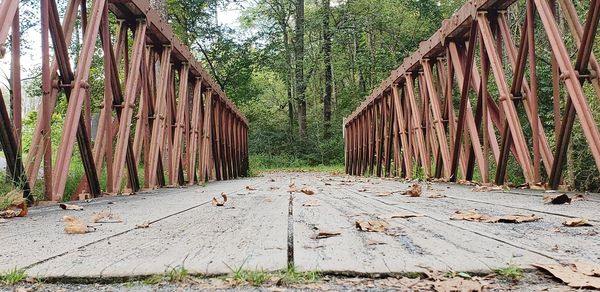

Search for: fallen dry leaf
xmin=573 ymin=262 xmax=600 ymax=277
xmin=245 ymin=186 xmax=257 ymax=191
xmin=355 ymin=220 xmax=389 ymax=232
xmin=451 ymin=210 xmax=541 ymax=224
xmin=433 ymin=277 xmax=485 ymax=292
xmin=269 ymin=187 xmax=280 ymax=190
xmin=532 ymin=263 xmax=600 ymax=289
xmin=489 ymin=214 xmax=541 ymax=223
xmin=302 ymin=200 xmax=320 ymax=207
xmin=471 ymin=185 xmax=503 ymax=192
xmin=357 ymin=188 xmax=367 ymax=192
xmin=457 ymin=180 xmax=476 ymax=186
xmin=428 ymin=192 xmax=447 ymax=199
xmin=403 ymin=184 xmax=422 ymax=197
xmin=212 ymin=192 xmax=228 ymax=206
xmin=0 ymin=209 xmax=18 ymax=219
xmin=90 ymin=209 xmax=123 ymax=223
xmin=543 ymin=194 xmax=572 ymax=205
xmin=379 ymin=212 xmax=424 ymax=219
xmin=136 ymin=222 xmax=150 ymax=229
xmin=59 ymin=203 xmax=83 ymax=211
xmin=563 ymin=218 xmax=593 ymax=227
xmin=313 ymin=230 xmax=341 ymax=239
xmin=63 ymin=215 xmax=93 ymax=234
xmin=301 ymin=188 xmax=316 ymax=196
xmin=0 ymin=218 xmax=6 ymax=224
xmin=572 ymin=194 xmax=587 ymax=202
xmin=367 ymin=240 xmax=386 ymax=246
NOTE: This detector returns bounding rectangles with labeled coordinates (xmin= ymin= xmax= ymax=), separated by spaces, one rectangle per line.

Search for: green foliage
xmin=0 ymin=268 xmax=27 ymax=285
xmin=277 ymin=265 xmax=321 ymax=285
xmin=166 ymin=265 xmax=189 ymax=283
xmin=494 ymin=265 xmax=523 ymax=281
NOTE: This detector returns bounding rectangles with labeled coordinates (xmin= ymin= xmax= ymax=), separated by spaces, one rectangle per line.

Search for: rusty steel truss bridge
xmin=344 ymin=0 xmax=600 ymax=189
xmin=0 ymin=0 xmax=249 ymax=202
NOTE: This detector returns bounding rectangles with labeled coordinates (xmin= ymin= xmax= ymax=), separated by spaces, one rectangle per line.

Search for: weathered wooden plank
xmin=24 ymin=181 xmax=287 ymax=278
xmin=0 ymin=178 xmax=262 ymax=273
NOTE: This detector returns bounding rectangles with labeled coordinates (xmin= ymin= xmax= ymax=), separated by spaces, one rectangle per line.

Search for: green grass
xmin=165 ymin=265 xmax=189 ymax=282
xmin=494 ymin=265 xmax=523 ymax=281
xmin=0 ymin=268 xmax=27 ymax=285
xmin=141 ymin=265 xmax=190 ymax=285
xmin=277 ymin=265 xmax=321 ymax=285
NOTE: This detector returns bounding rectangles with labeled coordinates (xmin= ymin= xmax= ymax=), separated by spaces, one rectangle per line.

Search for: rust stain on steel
xmin=344 ymin=0 xmax=600 ymax=188
xmin=0 ymin=0 xmax=248 ymax=202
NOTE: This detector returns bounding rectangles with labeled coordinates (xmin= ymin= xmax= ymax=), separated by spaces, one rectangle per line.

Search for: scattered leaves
xmin=313 ymin=230 xmax=341 ymax=239
xmin=301 ymin=188 xmax=316 ymax=196
xmin=543 ymin=194 xmax=572 ymax=205
xmin=302 ymin=200 xmax=320 ymax=207
xmin=355 ymin=220 xmax=389 ymax=232
xmin=563 ymin=218 xmax=593 ymax=227
xmin=91 ymin=209 xmax=123 ymax=223
xmin=403 ymin=184 xmax=422 ymax=197
xmin=212 ymin=193 xmax=228 ymax=207
xmin=59 ymin=203 xmax=83 ymax=211
xmin=532 ymin=263 xmax=600 ymax=289
xmin=63 ymin=216 xmax=93 ymax=234
xmin=450 ymin=210 xmax=541 ymax=223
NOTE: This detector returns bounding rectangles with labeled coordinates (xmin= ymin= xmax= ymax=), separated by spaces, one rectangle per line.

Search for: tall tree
xmin=322 ymin=0 xmax=332 ymax=139
xmin=294 ymin=0 xmax=307 ymax=138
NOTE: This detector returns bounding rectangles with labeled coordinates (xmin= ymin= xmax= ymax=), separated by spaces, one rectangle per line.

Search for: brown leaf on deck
xmin=471 ymin=185 xmax=503 ymax=192
xmin=367 ymin=240 xmax=386 ymax=246
xmin=572 ymin=194 xmax=587 ymax=202
xmin=457 ymin=180 xmax=475 ymax=186
xmin=572 ymin=262 xmax=600 ymax=277
xmin=355 ymin=220 xmax=389 ymax=232
xmin=532 ymin=263 xmax=600 ymax=289
xmin=543 ymin=194 xmax=572 ymax=204
xmin=0 ymin=218 xmax=6 ymax=224
xmin=403 ymin=184 xmax=422 ymax=197
xmin=433 ymin=277 xmax=485 ymax=292
xmin=245 ymin=186 xmax=257 ymax=191
xmin=428 ymin=192 xmax=447 ymax=199
xmin=379 ymin=212 xmax=424 ymax=219
xmin=91 ymin=209 xmax=123 ymax=223
xmin=59 ymin=203 xmax=83 ymax=211
xmin=450 ymin=210 xmax=489 ymax=222
xmin=302 ymin=200 xmax=320 ymax=207
xmin=63 ymin=215 xmax=93 ymax=234
xmin=0 ymin=209 xmax=18 ymax=219
xmin=489 ymin=214 xmax=541 ymax=223
xmin=451 ymin=210 xmax=541 ymax=223
xmin=301 ymin=188 xmax=316 ymax=196
xmin=136 ymin=222 xmax=150 ymax=229
xmin=313 ymin=230 xmax=341 ymax=239
xmin=563 ymin=218 xmax=593 ymax=227
xmin=212 ymin=193 xmax=228 ymax=206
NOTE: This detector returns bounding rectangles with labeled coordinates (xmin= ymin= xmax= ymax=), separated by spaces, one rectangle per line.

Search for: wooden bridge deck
xmin=1 ymin=172 xmax=598 ymax=279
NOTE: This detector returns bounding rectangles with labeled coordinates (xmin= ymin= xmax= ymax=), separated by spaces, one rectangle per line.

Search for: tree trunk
xmin=283 ymin=26 xmax=295 ymax=141
xmin=295 ymin=0 xmax=307 ymax=138
xmin=322 ymin=0 xmax=332 ymax=139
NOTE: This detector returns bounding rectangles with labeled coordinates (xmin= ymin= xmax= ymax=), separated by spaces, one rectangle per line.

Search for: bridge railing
xmin=344 ymin=0 xmax=600 ymax=189
xmin=0 ymin=0 xmax=249 ymax=202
